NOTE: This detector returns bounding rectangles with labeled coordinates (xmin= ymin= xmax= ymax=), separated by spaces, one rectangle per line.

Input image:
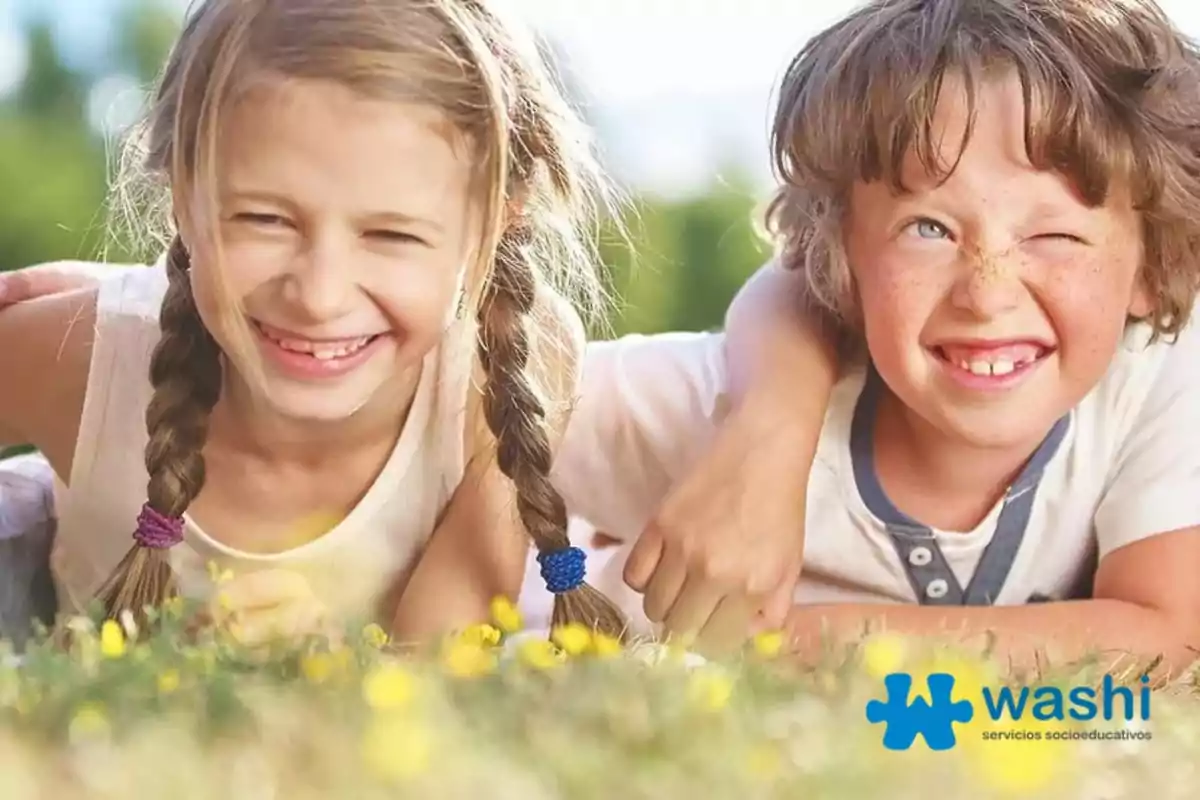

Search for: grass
xmin=0 ymin=597 xmax=1196 ymax=799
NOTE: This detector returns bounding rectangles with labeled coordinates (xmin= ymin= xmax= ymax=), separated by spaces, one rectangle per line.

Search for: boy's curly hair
xmin=767 ymin=0 xmax=1200 ymax=342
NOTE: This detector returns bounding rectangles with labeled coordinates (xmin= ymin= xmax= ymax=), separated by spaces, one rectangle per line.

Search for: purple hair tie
xmin=133 ymin=502 xmax=185 ymax=549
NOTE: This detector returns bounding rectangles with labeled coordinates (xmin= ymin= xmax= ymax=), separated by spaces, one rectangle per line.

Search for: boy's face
xmin=844 ymin=71 xmax=1151 ymax=451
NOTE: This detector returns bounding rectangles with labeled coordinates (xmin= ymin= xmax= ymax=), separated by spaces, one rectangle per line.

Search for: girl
xmin=553 ymin=0 xmax=1200 ymax=677
xmin=0 ymin=0 xmax=822 ymax=649
xmin=2 ymin=0 xmax=637 ymax=646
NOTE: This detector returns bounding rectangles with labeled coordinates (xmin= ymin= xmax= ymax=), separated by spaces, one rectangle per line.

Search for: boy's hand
xmin=623 ymin=393 xmax=817 ymax=653
xmin=0 ymin=262 xmax=109 ymax=309
xmin=209 ymin=568 xmax=334 ymax=648
xmin=623 ymin=259 xmax=836 ymax=654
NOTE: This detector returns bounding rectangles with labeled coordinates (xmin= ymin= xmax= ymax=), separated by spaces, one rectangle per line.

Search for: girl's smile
xmin=251 ymin=319 xmax=396 ymax=382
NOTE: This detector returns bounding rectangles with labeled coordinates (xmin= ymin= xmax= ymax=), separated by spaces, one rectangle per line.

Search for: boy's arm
xmin=785 ymin=324 xmax=1200 ymax=680
xmin=783 ymin=537 xmax=1200 ymax=680
xmin=621 ymin=260 xmax=838 ymax=649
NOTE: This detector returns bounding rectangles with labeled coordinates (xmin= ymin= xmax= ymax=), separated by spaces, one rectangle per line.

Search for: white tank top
xmin=50 ymin=264 xmax=476 ymax=623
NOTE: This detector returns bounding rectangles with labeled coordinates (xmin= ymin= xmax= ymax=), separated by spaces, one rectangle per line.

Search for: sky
xmin=3 ymin=0 xmax=1200 ymax=196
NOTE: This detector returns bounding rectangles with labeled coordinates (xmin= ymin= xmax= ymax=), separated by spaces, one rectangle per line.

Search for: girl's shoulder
xmin=0 ymin=279 xmax=104 ymax=479
xmin=93 ymin=258 xmax=169 ymax=322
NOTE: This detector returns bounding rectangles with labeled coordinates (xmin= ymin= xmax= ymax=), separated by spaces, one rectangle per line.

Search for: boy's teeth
xmin=957 ymin=358 xmax=1016 ymax=376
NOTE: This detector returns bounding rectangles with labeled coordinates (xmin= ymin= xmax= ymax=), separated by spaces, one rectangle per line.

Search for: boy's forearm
xmin=785 ymin=600 xmax=1200 ymax=679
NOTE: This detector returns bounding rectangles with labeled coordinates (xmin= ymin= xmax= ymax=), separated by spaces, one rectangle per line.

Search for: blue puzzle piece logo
xmin=865 ymin=673 xmax=974 ymax=751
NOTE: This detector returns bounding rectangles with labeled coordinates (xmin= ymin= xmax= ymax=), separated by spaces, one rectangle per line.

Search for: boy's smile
xmin=927 ymin=337 xmax=1054 ymax=392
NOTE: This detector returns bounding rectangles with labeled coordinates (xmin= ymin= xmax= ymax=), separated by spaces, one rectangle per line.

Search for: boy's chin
xmin=928 ymin=405 xmax=1066 ymax=453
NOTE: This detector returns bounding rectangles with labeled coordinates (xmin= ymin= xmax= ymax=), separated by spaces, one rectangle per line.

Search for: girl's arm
xmin=389 ymin=290 xmax=585 ymax=641
xmin=0 ymin=285 xmax=97 ymax=476
xmin=620 ymin=260 xmax=839 ymax=649
xmin=388 ymin=434 xmax=529 ymax=642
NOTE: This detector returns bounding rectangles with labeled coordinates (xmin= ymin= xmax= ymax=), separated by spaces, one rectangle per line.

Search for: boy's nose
xmin=949 ymin=248 xmax=1024 ymax=319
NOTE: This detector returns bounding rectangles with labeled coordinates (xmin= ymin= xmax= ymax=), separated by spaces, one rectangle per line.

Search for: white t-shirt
xmin=551 ymin=318 xmax=1200 ymax=631
xmin=50 ymin=264 xmax=477 ymax=624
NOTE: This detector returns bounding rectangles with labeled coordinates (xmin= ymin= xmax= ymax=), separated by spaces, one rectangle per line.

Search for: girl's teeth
xmin=269 ymin=332 xmax=371 ymax=359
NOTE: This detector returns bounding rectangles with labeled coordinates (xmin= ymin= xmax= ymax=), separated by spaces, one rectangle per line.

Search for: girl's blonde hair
xmin=766 ymin=0 xmax=1200 ymax=343
xmin=101 ymin=0 xmax=627 ymax=638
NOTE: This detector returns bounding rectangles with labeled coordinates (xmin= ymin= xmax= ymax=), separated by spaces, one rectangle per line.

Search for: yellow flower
xmin=688 ymin=667 xmax=734 ymax=712
xmin=591 ymin=632 xmax=623 ymax=659
xmin=301 ymin=652 xmax=338 ymax=685
xmin=361 ymin=714 xmax=432 ymax=782
xmin=752 ymin=630 xmax=785 ymax=659
xmin=490 ymin=596 xmax=523 ymax=633
xmin=459 ymin=623 xmax=502 ymax=648
xmin=362 ymin=663 xmax=416 ymax=710
xmin=207 ymin=560 xmax=234 ymax=585
xmin=744 ymin=742 xmax=783 ymax=780
xmin=517 ymin=639 xmax=565 ymax=671
xmin=361 ymin=623 xmax=389 ymax=649
xmin=68 ymin=703 xmax=110 ymax=742
xmin=441 ymin=639 xmax=498 ymax=679
xmin=968 ymin=716 xmax=1070 ymax=794
xmin=551 ymin=623 xmax=592 ymax=656
xmin=99 ymin=619 xmax=126 ymax=659
xmin=157 ymin=669 xmax=181 ymax=695
xmin=859 ymin=633 xmax=907 ymax=679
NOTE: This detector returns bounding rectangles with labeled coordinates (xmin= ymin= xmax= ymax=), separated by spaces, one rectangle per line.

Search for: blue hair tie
xmin=538 ymin=546 xmax=586 ymax=594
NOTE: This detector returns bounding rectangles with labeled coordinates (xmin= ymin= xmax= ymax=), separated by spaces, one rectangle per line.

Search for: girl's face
xmin=844 ymin=72 xmax=1152 ymax=452
xmin=186 ymin=77 xmax=478 ymax=423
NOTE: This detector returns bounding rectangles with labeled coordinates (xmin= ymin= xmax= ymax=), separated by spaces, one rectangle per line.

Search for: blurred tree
xmin=0 ymin=18 xmax=108 ymax=272
xmin=0 ymin=0 xmax=182 ymax=273
xmin=0 ymin=115 xmax=110 ymax=271
xmin=601 ymin=173 xmax=772 ymax=337
xmin=112 ymin=0 xmax=180 ymax=85
xmin=13 ymin=23 xmax=87 ymax=124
